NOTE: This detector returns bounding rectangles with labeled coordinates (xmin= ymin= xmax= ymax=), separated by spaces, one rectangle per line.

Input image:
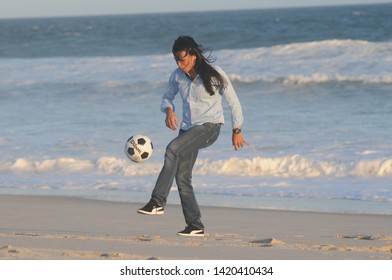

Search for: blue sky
xmin=0 ymin=0 xmax=390 ymax=19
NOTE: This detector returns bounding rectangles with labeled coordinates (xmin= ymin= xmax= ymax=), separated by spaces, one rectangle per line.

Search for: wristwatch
xmin=233 ymin=128 xmax=242 ymax=134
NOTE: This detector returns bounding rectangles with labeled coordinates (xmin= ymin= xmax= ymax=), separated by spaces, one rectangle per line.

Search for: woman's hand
xmin=232 ymin=132 xmax=249 ymax=151
xmin=165 ymin=108 xmax=178 ymax=131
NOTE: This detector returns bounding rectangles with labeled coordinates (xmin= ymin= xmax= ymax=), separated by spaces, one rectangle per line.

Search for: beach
xmin=1 ymin=195 xmax=391 ymax=260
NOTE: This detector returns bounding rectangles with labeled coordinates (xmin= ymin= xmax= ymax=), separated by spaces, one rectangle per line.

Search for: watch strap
xmin=233 ymin=128 xmax=242 ymax=134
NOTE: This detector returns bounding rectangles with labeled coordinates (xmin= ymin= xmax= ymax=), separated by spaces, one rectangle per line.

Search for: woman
xmin=138 ymin=35 xmax=248 ymax=236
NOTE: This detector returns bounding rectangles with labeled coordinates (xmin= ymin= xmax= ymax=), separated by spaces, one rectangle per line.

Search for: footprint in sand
xmin=249 ymin=238 xmax=285 ymax=247
xmin=134 ymin=235 xmax=160 ymax=242
xmin=337 ymin=234 xmax=381 ymax=240
xmin=0 ymin=245 xmax=19 ymax=254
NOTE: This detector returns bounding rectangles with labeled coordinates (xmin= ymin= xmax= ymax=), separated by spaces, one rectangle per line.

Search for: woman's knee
xmin=166 ymin=137 xmax=184 ymax=156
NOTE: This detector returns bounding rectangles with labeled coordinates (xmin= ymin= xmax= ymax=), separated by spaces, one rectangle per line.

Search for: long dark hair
xmin=172 ymin=35 xmax=227 ymax=96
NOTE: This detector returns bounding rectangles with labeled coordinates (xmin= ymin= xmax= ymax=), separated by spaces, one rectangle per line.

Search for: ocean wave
xmin=197 ymin=155 xmax=392 ymax=178
xmin=2 ymin=155 xmax=391 ymax=178
xmin=1 ymin=40 xmax=391 ymax=88
xmin=219 ymin=39 xmax=392 ymax=85
xmin=228 ymin=73 xmax=392 ymax=85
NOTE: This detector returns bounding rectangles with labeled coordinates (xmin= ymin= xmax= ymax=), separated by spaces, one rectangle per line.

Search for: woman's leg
xmin=152 ymin=123 xmax=221 ymax=211
xmin=176 ymin=123 xmax=221 ymax=229
xmin=175 ymin=149 xmax=203 ymax=228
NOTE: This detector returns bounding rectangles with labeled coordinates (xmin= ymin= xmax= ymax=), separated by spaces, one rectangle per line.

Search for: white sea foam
xmin=2 ymin=155 xmax=391 ymax=178
xmin=7 ymin=158 xmax=94 ymax=173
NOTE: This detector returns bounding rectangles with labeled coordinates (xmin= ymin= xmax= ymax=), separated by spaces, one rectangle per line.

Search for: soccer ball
xmin=124 ymin=135 xmax=153 ymax=163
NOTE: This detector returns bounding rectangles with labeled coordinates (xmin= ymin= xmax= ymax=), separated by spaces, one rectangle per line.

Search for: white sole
xmin=177 ymin=230 xmax=204 ymax=237
xmin=137 ymin=209 xmax=164 ymax=215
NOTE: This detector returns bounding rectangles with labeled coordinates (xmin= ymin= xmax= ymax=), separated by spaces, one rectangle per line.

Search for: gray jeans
xmin=151 ymin=122 xmax=221 ymax=230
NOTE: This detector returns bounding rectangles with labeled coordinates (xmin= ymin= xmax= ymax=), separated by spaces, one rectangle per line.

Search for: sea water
xmin=1 ymin=4 xmax=391 ymax=214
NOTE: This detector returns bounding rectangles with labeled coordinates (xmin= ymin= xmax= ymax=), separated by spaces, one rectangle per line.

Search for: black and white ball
xmin=124 ymin=135 xmax=153 ymax=163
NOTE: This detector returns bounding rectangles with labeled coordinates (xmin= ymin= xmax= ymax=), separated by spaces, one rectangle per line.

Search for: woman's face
xmin=174 ymin=50 xmax=197 ymax=74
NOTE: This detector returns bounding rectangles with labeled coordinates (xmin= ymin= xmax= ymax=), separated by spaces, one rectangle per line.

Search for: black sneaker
xmin=177 ymin=224 xmax=204 ymax=237
xmin=137 ymin=199 xmax=164 ymax=215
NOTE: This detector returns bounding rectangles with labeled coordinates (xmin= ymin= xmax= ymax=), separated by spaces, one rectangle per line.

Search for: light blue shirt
xmin=161 ymin=66 xmax=244 ymax=131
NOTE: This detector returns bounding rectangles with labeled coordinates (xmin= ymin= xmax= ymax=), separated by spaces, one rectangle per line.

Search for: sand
xmin=0 ymin=195 xmax=391 ymax=260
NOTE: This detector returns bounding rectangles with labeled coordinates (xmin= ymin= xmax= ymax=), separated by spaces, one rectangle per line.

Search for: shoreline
xmin=1 ymin=194 xmax=391 ymax=260
xmin=2 ymin=189 xmax=391 ymax=216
